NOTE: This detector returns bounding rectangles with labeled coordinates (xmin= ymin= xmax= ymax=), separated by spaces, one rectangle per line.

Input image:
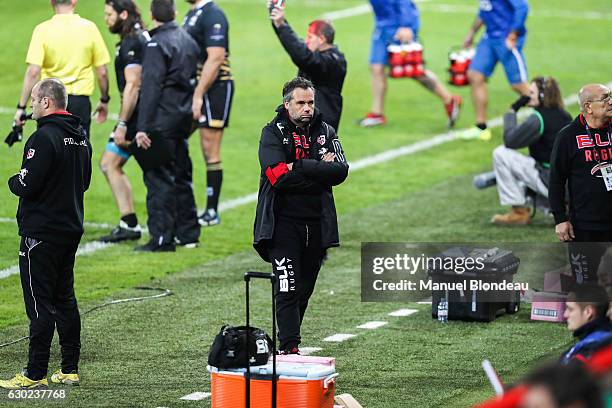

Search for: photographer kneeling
xmin=491 ymin=76 xmax=571 ymax=225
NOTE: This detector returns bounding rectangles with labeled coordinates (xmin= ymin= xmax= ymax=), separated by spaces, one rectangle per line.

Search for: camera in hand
xmin=5 ymin=112 xmax=32 ymax=147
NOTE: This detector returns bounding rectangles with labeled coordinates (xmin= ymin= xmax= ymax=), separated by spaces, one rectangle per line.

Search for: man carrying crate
xmin=253 ymin=78 xmax=349 ymax=354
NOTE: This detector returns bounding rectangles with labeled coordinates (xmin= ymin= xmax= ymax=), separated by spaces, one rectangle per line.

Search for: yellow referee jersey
xmin=26 ymin=14 xmax=110 ymax=96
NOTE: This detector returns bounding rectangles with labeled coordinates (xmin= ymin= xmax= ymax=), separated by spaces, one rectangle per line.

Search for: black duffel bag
xmin=208 ymin=325 xmax=272 ymax=368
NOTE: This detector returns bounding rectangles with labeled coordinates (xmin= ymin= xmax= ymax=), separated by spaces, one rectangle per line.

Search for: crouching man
xmin=253 ymin=77 xmax=348 ymax=354
xmin=491 ymin=76 xmax=571 ymax=225
xmin=1 ymin=79 xmax=92 ymax=389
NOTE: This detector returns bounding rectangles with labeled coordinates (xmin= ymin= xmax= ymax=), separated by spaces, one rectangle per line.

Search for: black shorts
xmin=197 ymin=80 xmax=234 ymax=129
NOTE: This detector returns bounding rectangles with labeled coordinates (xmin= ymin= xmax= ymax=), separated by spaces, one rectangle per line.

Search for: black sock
xmin=206 ymin=162 xmax=223 ymax=212
xmin=476 ymin=123 xmax=487 ymax=130
xmin=121 ymin=213 xmax=138 ymax=228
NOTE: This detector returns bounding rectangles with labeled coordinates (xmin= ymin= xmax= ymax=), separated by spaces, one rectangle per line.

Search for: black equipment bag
xmin=428 ymin=247 xmax=521 ymax=322
xmin=208 ymin=325 xmax=272 ymax=369
xmin=244 ymin=271 xmax=277 ymax=408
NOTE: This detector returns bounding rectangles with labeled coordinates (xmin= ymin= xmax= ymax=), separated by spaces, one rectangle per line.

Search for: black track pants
xmin=568 ymin=229 xmax=612 ymax=284
xmin=143 ymin=138 xmax=200 ymax=245
xmin=267 ymin=217 xmax=323 ymax=350
xmin=18 ymin=237 xmax=81 ymax=380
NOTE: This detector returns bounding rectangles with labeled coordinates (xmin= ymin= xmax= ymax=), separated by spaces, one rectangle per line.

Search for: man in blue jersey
xmin=460 ymin=0 xmax=530 ymax=141
xmin=359 ymin=0 xmax=462 ymax=128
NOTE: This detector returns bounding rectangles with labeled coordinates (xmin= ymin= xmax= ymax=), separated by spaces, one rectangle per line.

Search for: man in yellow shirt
xmin=14 ymin=0 xmax=111 ymax=137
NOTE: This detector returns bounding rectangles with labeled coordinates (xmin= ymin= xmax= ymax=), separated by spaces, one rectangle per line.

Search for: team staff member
xmin=491 ymin=76 xmax=571 ymax=225
xmin=98 ymin=0 xmax=148 ymax=243
xmin=134 ymin=0 xmax=201 ymax=252
xmin=460 ymin=0 xmax=530 ymax=141
xmin=14 ymin=0 xmax=111 ymax=137
xmin=549 ymin=84 xmax=612 ymax=282
xmin=253 ymin=78 xmax=348 ymax=354
xmin=183 ymin=0 xmax=234 ymax=227
xmin=269 ymin=2 xmax=347 ymax=132
xmin=359 ymin=0 xmax=461 ymax=128
xmin=561 ymin=285 xmax=611 ymax=364
xmin=0 ymin=79 xmax=92 ymax=389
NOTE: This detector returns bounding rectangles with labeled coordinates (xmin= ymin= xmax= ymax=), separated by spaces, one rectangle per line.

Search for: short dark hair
xmin=282 ymin=77 xmax=315 ymax=103
xmin=525 ymin=363 xmax=604 ymax=408
xmin=308 ymin=20 xmax=335 ymax=44
xmin=51 ymin=0 xmax=72 ymax=6
xmin=567 ymin=284 xmax=610 ymax=320
xmin=151 ymin=0 xmax=175 ymax=23
xmin=36 ymin=78 xmax=68 ymax=109
xmin=106 ymin=0 xmax=145 ymax=38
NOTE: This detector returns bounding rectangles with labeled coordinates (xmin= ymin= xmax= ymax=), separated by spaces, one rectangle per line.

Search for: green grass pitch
xmin=0 ymin=0 xmax=610 ymax=406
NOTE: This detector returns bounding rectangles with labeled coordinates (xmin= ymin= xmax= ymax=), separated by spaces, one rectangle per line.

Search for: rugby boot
xmin=491 ymin=207 xmax=531 ymax=225
xmin=278 ymin=346 xmax=300 ymax=355
xmin=134 ymin=239 xmax=176 ymax=252
xmin=445 ymin=95 xmax=462 ymax=128
xmin=0 ymin=373 xmax=48 ymax=389
xmin=198 ymin=209 xmax=220 ymax=227
xmin=358 ymin=113 xmax=387 ymax=128
xmin=459 ymin=126 xmax=492 ymax=141
xmin=50 ymin=370 xmax=80 ymax=386
xmin=97 ymin=221 xmax=142 ymax=243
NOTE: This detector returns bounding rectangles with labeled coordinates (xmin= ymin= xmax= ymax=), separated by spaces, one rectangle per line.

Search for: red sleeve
xmin=265 ymin=162 xmax=289 ymax=186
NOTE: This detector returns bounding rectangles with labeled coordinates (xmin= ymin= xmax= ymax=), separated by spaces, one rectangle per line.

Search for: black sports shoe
xmin=277 ymin=346 xmax=300 ymax=355
xmin=198 ymin=209 xmax=220 ymax=227
xmin=98 ymin=221 xmax=142 ymax=243
xmin=174 ymin=238 xmax=199 ymax=249
xmin=134 ymin=239 xmax=175 ymax=252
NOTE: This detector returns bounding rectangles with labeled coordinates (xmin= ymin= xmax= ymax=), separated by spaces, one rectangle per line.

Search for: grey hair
xmin=36 ymin=78 xmax=68 ymax=109
xmin=282 ymin=77 xmax=315 ymax=103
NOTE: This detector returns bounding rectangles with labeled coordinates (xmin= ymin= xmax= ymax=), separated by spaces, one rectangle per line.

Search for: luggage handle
xmin=323 ymin=373 xmax=339 ymax=389
xmin=244 ymin=271 xmax=277 ymax=408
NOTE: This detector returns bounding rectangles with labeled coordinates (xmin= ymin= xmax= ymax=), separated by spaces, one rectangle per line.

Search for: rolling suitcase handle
xmin=244 ymin=271 xmax=277 ymax=408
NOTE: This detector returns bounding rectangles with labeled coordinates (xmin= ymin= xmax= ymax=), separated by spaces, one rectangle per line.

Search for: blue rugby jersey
xmin=478 ymin=0 xmax=529 ymax=39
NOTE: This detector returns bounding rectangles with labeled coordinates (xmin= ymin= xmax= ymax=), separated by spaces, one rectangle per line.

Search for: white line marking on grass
xmin=417 ymin=300 xmax=432 ymax=305
xmin=322 ymin=0 xmax=428 ymax=21
xmin=0 ymin=241 xmax=114 ymax=279
xmin=300 ymin=347 xmax=323 ymax=355
xmin=179 ymin=392 xmax=211 ymax=401
xmin=419 ymin=3 xmax=612 ymax=20
xmin=357 ymin=321 xmax=388 ymax=329
xmin=388 ymin=309 xmax=418 ymax=317
xmin=323 ymin=333 xmax=356 ymax=342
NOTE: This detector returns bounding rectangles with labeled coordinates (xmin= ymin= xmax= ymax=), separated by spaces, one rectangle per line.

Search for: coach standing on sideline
xmin=549 ymin=83 xmax=612 ymax=282
xmin=0 ymin=79 xmax=92 ymax=390
xmin=14 ymin=0 xmax=111 ymax=137
xmin=134 ymin=0 xmax=201 ymax=252
xmin=253 ymin=78 xmax=348 ymax=354
xmin=183 ymin=0 xmax=234 ymax=227
xmin=269 ymin=1 xmax=347 ymax=132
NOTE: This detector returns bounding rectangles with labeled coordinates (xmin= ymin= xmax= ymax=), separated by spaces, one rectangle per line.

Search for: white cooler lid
xmin=208 ymin=362 xmax=335 ymax=380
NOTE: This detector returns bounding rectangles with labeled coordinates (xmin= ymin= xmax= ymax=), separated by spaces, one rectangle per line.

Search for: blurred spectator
xmin=562 ymin=284 xmax=612 ymax=364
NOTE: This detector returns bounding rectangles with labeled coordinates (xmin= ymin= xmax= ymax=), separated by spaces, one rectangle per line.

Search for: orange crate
xmin=208 ymin=362 xmax=337 ymax=408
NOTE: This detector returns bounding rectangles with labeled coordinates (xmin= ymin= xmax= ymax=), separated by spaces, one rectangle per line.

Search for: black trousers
xmin=67 ymin=95 xmax=91 ymax=137
xmin=267 ymin=217 xmax=323 ymax=350
xmin=143 ymin=138 xmax=200 ymax=245
xmin=18 ymin=237 xmax=81 ymax=380
xmin=568 ymin=229 xmax=612 ymax=284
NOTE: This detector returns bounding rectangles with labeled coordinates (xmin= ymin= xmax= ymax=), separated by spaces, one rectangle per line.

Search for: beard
xmin=109 ymin=19 xmax=124 ymax=34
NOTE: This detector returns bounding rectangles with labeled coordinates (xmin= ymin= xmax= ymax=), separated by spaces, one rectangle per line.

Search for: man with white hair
xmin=549 ymin=83 xmax=612 ymax=282
xmin=1 ymin=78 xmax=92 ymax=389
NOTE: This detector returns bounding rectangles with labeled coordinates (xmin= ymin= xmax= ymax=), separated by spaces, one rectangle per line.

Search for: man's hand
xmin=113 ymin=126 xmax=130 ymax=149
xmin=462 ymin=34 xmax=474 ymax=49
xmin=322 ymin=152 xmax=336 ymax=162
xmin=268 ymin=1 xmax=286 ymax=28
xmin=135 ymin=131 xmax=151 ymax=150
xmin=394 ymin=27 xmax=414 ymax=44
xmin=94 ymin=101 xmax=109 ymax=124
xmin=555 ymin=221 xmax=575 ymax=242
xmin=14 ymin=109 xmax=26 ymax=127
xmin=192 ymin=96 xmax=203 ymax=121
xmin=505 ymin=31 xmax=518 ymax=50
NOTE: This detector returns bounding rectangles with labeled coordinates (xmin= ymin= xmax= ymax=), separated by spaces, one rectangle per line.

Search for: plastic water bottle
xmin=473 ymin=171 xmax=497 ymax=190
xmin=438 ymin=299 xmax=448 ymax=323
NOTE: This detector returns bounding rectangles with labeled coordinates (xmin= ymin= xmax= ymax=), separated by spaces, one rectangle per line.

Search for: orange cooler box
xmin=208 ymin=362 xmax=337 ymax=408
